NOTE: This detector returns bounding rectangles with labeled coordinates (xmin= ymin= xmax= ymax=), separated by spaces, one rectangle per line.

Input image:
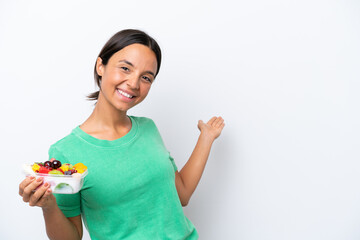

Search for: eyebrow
xmin=118 ymin=60 xmax=155 ymax=77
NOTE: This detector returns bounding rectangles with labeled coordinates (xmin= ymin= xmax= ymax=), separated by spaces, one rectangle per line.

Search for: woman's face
xmin=96 ymin=43 xmax=158 ymax=112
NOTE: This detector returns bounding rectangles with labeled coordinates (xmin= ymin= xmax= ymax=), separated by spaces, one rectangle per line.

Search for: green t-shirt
xmin=49 ymin=116 xmax=198 ymax=240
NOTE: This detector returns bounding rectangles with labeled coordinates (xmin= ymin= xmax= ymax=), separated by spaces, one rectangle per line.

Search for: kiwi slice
xmin=54 ymin=183 xmax=73 ymax=194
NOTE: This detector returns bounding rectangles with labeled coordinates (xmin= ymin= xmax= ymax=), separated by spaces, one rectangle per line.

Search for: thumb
xmin=197 ymin=120 xmax=204 ymax=131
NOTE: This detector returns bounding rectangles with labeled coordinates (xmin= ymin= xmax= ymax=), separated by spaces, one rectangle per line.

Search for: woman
xmin=19 ymin=29 xmax=224 ymax=240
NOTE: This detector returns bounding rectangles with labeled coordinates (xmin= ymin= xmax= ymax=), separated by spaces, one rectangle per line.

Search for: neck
xmin=83 ymin=93 xmax=130 ymax=131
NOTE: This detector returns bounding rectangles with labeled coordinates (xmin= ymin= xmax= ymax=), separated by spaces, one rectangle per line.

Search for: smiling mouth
xmin=117 ymin=89 xmax=135 ymax=99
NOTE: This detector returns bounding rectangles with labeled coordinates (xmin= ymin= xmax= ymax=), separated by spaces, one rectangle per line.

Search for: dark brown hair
xmin=87 ymin=29 xmax=162 ymax=101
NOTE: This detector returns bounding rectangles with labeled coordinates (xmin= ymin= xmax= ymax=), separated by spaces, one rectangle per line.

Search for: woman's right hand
xmin=19 ymin=176 xmax=57 ymax=209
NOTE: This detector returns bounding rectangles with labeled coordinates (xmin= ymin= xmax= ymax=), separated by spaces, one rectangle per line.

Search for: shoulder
xmin=129 ymin=116 xmax=158 ymax=129
xmin=48 ymin=127 xmax=83 ymax=161
xmin=49 ymin=128 xmax=80 ymax=150
xmin=129 ymin=116 xmax=164 ymax=141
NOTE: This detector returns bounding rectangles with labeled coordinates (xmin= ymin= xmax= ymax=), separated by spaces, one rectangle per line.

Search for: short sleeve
xmin=168 ymin=153 xmax=178 ymax=172
xmin=48 ymin=146 xmax=81 ymax=217
xmin=53 ymin=193 xmax=81 ymax=217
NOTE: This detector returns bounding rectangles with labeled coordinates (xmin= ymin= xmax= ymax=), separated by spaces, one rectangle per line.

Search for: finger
xmin=29 ymin=182 xmax=50 ymax=207
xmin=19 ymin=176 xmax=36 ymax=196
xmin=44 ymin=187 xmax=52 ymax=196
xmin=38 ymin=188 xmax=53 ymax=207
xmin=207 ymin=117 xmax=217 ymax=125
xmin=22 ymin=177 xmax=44 ymax=202
xmin=215 ymin=117 xmax=224 ymax=127
xmin=211 ymin=116 xmax=222 ymax=126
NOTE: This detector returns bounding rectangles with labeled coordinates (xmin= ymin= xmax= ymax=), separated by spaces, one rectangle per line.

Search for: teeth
xmin=118 ymin=89 xmax=134 ymax=98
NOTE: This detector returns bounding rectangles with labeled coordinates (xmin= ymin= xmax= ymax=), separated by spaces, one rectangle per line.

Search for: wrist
xmin=199 ymin=132 xmax=215 ymax=144
xmin=42 ymin=203 xmax=58 ymax=215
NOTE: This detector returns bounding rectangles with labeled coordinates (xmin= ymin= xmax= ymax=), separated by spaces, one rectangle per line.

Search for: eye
xmin=142 ymin=76 xmax=153 ymax=83
xmin=121 ymin=66 xmax=130 ymax=72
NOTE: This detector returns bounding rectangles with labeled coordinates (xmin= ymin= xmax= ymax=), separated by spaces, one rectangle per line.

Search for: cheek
xmin=103 ymin=69 xmax=125 ymax=83
xmin=140 ymin=85 xmax=151 ymax=97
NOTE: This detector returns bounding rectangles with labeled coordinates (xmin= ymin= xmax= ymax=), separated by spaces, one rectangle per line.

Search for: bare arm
xmin=43 ymin=206 xmax=82 ymax=240
xmin=175 ymin=116 xmax=225 ymax=206
xmin=19 ymin=176 xmax=82 ymax=239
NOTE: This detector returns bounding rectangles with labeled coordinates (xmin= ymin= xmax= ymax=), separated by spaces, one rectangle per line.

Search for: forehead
xmin=110 ymin=44 xmax=157 ymax=71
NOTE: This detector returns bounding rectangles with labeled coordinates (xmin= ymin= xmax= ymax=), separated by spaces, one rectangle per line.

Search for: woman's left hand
xmin=197 ymin=116 xmax=225 ymax=141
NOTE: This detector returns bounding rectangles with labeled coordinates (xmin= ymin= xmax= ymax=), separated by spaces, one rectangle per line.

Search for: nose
xmin=126 ymin=74 xmax=140 ymax=90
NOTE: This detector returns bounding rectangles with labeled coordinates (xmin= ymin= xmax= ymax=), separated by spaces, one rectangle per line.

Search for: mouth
xmin=117 ymin=89 xmax=136 ymax=99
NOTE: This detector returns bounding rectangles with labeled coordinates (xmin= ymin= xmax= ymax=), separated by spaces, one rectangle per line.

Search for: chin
xmin=115 ymin=103 xmax=136 ymax=112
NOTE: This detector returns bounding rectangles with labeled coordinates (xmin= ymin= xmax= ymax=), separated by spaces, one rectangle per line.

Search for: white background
xmin=1 ymin=0 xmax=359 ymax=239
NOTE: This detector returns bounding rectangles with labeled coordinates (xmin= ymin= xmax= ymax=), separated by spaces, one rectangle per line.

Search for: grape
xmin=44 ymin=161 xmax=52 ymax=168
xmin=51 ymin=160 xmax=62 ymax=169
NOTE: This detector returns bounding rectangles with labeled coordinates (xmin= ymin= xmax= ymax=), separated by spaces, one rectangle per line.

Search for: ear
xmin=96 ymin=57 xmax=104 ymax=77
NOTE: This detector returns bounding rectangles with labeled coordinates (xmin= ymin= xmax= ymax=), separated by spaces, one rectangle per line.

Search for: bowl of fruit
xmin=23 ymin=158 xmax=88 ymax=194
